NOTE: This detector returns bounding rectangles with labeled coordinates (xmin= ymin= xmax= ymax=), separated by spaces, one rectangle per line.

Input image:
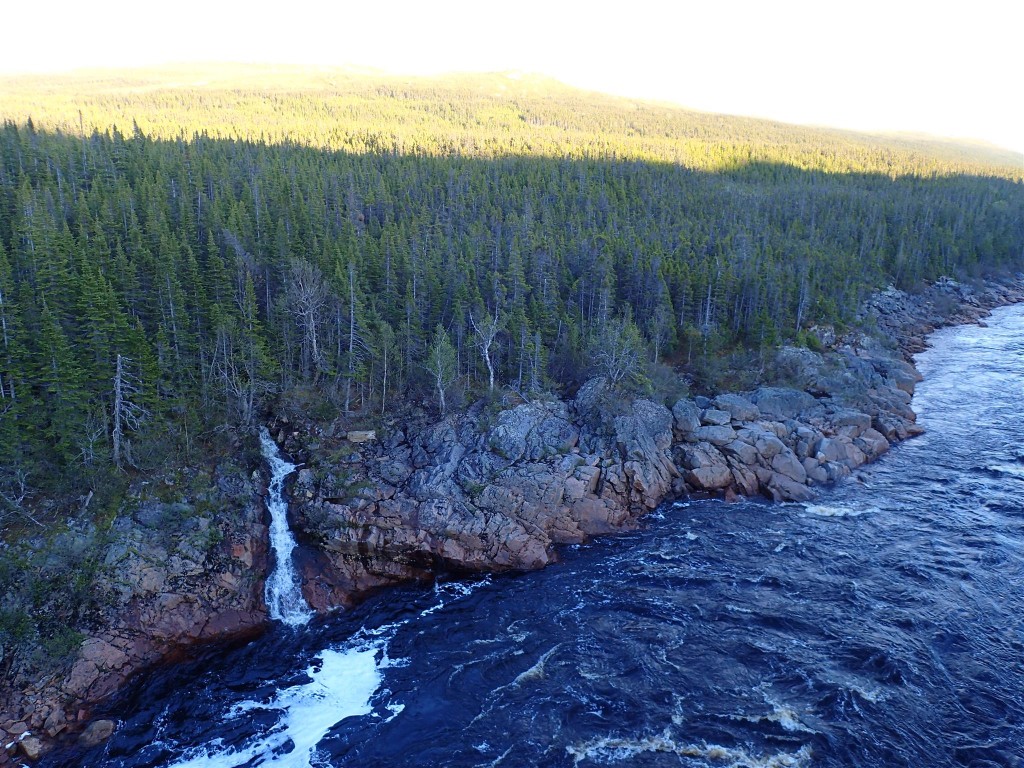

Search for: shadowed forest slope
xmin=0 ymin=66 xmax=1021 ymax=506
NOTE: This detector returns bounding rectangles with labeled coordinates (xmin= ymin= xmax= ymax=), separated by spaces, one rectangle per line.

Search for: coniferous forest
xmin=0 ymin=65 xmax=1022 ymax=517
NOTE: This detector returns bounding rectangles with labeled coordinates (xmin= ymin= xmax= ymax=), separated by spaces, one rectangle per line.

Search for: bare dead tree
xmin=469 ymin=307 xmax=502 ymax=391
xmin=0 ymin=466 xmax=42 ymax=528
xmin=112 ymin=354 xmax=148 ymax=469
xmin=287 ymin=259 xmax=329 ymax=382
xmin=76 ymin=409 xmax=108 ymax=467
xmin=425 ymin=325 xmax=457 ymax=415
xmin=592 ymin=314 xmax=649 ymax=391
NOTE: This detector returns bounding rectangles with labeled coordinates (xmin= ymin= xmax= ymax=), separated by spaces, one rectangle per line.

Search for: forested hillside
xmin=0 ymin=66 xmax=1022 ymax=511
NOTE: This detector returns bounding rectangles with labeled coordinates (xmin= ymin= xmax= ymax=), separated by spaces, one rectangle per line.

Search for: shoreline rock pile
xmin=285 ymin=335 xmax=925 ymax=610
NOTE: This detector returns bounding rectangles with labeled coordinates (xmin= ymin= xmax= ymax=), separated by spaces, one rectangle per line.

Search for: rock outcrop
xmin=0 ymin=462 xmax=269 ymax=765
xmin=279 ymin=275 xmax=1024 ymax=614
xmin=287 ymin=391 xmax=680 ymax=610
xmin=4 ymin=274 xmax=1023 ymax=765
xmin=863 ymin=276 xmax=1024 ymax=356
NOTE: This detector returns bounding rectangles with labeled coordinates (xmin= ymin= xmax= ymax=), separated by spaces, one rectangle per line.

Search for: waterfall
xmin=259 ymin=426 xmax=314 ymax=626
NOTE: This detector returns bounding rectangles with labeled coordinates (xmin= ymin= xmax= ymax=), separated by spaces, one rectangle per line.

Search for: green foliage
xmin=0 ymin=530 xmax=103 ymax=678
xmin=796 ymin=329 xmax=826 ymax=353
xmin=426 ymin=324 xmax=458 ymax=414
xmin=0 ymin=68 xmax=1018 ymax=502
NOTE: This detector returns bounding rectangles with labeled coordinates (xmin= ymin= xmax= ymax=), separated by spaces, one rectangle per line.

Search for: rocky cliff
xmin=0 ymin=461 xmax=268 ymax=764
xmin=274 ymin=275 xmax=1024 ymax=612
xmin=3 ymin=275 xmax=1022 ymax=765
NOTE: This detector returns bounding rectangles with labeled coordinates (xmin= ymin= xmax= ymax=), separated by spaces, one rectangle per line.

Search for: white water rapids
xmin=259 ymin=427 xmax=314 ymax=627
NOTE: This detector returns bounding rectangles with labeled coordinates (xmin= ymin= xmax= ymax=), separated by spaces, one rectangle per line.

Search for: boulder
xmin=43 ymin=708 xmax=67 ymax=738
xmin=822 ymin=461 xmax=852 ymax=483
xmin=869 ymin=388 xmax=916 ymax=422
xmin=700 ymin=408 xmax=733 ymax=426
xmin=871 ymin=357 xmax=921 ymax=394
xmin=679 ymin=443 xmax=733 ymax=490
xmin=748 ymin=387 xmax=817 ymax=420
xmin=840 ymin=440 xmax=868 ymax=469
xmin=812 ymin=436 xmax=843 ymax=464
xmin=727 ymin=458 xmax=760 ymax=496
xmin=770 ymin=451 xmax=808 ymax=484
xmin=737 ymin=426 xmax=786 ymax=460
xmin=671 ymin=398 xmax=702 ymax=438
xmin=854 ymin=428 xmax=890 ymax=460
xmin=722 ymin=439 xmax=759 ymax=466
xmin=78 ymin=719 xmax=116 ymax=748
xmin=763 ymin=472 xmax=816 ymax=502
xmin=802 ymin=457 xmax=829 ymax=484
xmin=873 ymin=414 xmax=907 ymax=441
xmin=19 ymin=736 xmax=43 ymax=761
xmin=712 ymin=394 xmax=760 ymax=422
xmin=829 ymin=409 xmax=873 ymax=433
xmin=573 ymin=376 xmax=609 ymax=414
xmin=812 ymin=435 xmax=868 ymax=469
xmin=693 ymin=425 xmax=737 ymax=446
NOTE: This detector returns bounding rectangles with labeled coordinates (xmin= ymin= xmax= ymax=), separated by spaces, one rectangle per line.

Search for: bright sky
xmin=3 ymin=0 xmax=1022 ymax=154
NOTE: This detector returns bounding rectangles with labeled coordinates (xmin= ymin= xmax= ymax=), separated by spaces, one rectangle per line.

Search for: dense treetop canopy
xmin=0 ymin=65 xmax=1021 ymax=497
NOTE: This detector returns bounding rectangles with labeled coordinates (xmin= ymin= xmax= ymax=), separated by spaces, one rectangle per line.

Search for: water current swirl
xmin=48 ymin=305 xmax=1024 ymax=767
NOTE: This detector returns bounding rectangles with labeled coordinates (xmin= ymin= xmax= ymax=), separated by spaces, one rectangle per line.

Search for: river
xmin=47 ymin=305 xmax=1024 ymax=767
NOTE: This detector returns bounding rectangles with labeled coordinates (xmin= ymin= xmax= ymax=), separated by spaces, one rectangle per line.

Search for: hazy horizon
xmin=3 ymin=0 xmax=1022 ymax=156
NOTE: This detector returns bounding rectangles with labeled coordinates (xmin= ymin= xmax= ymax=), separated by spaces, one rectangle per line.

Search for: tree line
xmin=0 ymin=70 xmax=1021 ymax=511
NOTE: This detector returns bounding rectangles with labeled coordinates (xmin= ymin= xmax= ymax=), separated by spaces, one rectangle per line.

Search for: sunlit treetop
xmin=0 ymin=66 xmax=1020 ymax=180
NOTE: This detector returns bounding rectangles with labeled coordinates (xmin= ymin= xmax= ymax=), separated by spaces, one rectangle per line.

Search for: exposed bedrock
xmin=284 ymin=275 xmax=1024 ymax=612
xmin=0 ymin=464 xmax=269 ymax=764
xmin=4 ymin=275 xmax=1022 ymax=764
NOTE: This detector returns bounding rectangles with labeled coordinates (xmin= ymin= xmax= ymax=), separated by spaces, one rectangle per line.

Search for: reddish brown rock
xmin=77 ymin=719 xmax=115 ymax=748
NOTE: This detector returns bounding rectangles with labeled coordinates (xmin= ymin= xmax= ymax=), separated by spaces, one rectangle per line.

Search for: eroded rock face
xmin=0 ymin=462 xmax=269 ymax=764
xmin=6 ymin=275 xmax=1023 ymax=765
xmin=286 ymin=284 xmax=987 ymax=616
xmin=285 ymin=307 xmax=961 ymax=616
xmin=291 ymin=393 xmax=680 ymax=608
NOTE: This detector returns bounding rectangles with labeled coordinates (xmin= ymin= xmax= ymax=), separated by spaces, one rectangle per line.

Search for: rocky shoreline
xmin=3 ymin=275 xmax=1023 ymax=765
xmin=279 ymin=276 xmax=1023 ymax=609
xmin=0 ymin=462 xmax=270 ymax=764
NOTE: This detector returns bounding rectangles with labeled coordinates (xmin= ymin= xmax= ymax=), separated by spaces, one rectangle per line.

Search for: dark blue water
xmin=52 ymin=305 xmax=1024 ymax=768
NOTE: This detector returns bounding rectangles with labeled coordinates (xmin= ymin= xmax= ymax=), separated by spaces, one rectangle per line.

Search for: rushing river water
xmin=258 ymin=427 xmax=314 ymax=627
xmin=50 ymin=305 xmax=1024 ymax=768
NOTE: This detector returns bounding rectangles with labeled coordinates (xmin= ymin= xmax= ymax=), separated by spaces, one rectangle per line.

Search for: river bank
xmin=2 ymin=274 xmax=1023 ymax=765
xmin=278 ymin=275 xmax=1024 ymax=612
xmin=72 ymin=301 xmax=1024 ymax=768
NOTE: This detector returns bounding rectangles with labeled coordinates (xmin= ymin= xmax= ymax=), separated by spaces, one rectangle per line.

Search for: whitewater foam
xmin=165 ymin=642 xmax=386 ymax=768
xmin=567 ymin=728 xmax=813 ymax=767
xmin=987 ymin=463 xmax=1024 ymax=479
xmin=802 ymin=503 xmax=878 ymax=518
xmin=260 ymin=427 xmax=314 ymax=626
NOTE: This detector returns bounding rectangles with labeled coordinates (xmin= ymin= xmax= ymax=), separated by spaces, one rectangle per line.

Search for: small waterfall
xmin=259 ymin=426 xmax=314 ymax=626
